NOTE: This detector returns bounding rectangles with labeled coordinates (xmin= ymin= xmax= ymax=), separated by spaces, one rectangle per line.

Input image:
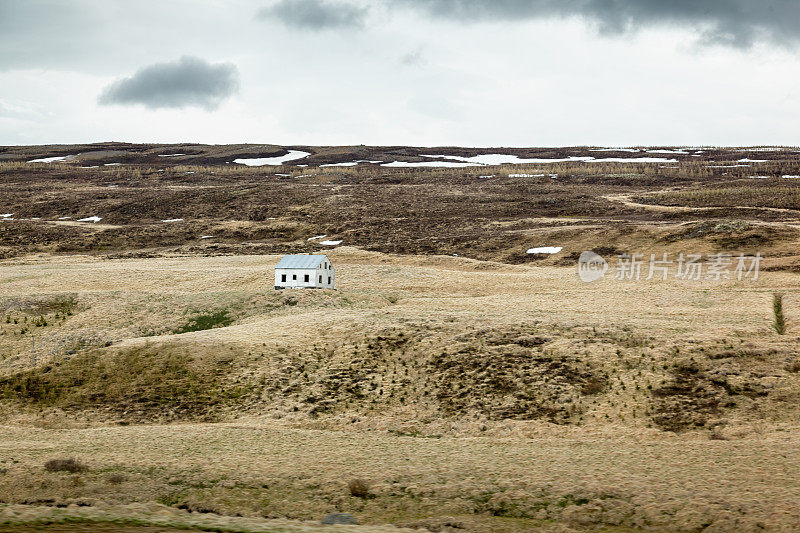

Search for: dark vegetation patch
xmin=44 ymin=458 xmax=88 ymax=474
xmin=650 ymin=365 xmax=730 ymax=431
xmin=3 ymin=147 xmax=799 ymax=263
xmin=172 ymin=310 xmax=232 ymax=334
xmin=0 ymin=294 xmax=78 ymax=316
xmin=556 ymin=245 xmax=624 ymax=266
xmin=636 ymin=183 xmax=800 ymax=210
xmin=430 ymin=330 xmax=605 ymax=423
xmin=659 ymin=219 xmax=784 ymax=249
xmin=0 ymin=347 xmax=251 ymax=421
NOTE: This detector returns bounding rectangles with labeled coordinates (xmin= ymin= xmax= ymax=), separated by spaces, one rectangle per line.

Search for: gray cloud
xmin=98 ymin=56 xmax=239 ymax=110
xmin=392 ymin=0 xmax=800 ymax=48
xmin=400 ymin=49 xmax=426 ymax=67
xmin=257 ymin=0 xmax=368 ymax=30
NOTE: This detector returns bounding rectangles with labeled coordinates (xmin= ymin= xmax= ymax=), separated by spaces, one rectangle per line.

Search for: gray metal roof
xmin=275 ymin=254 xmax=328 ymax=269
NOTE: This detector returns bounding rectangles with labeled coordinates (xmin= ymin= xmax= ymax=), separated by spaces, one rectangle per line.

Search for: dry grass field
xmin=1 ymin=145 xmax=800 ymax=531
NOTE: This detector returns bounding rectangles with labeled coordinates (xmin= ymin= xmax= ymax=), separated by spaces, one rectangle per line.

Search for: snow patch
xmin=527 ymin=246 xmax=563 ymax=254
xmin=321 ymin=160 xmax=383 ymax=167
xmin=382 ymin=160 xmax=482 ymax=168
xmin=319 ymin=240 xmax=342 ymax=246
xmin=161 ymin=218 xmax=184 ymax=223
xmin=29 ymin=155 xmax=74 ymax=163
xmin=383 ymin=154 xmax=676 ymax=167
xmin=77 ymin=216 xmax=102 ymax=223
xmin=233 ymin=150 xmax=310 ymax=166
xmin=423 ymin=154 xmax=597 ymax=165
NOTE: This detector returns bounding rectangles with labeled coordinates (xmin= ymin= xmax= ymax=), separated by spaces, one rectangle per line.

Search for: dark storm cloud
xmin=257 ymin=0 xmax=368 ymax=30
xmin=392 ymin=0 xmax=800 ymax=48
xmin=98 ymin=57 xmax=239 ymax=110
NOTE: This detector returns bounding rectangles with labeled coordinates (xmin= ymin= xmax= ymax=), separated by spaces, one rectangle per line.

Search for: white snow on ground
xmin=592 ymin=157 xmax=678 ymax=163
xmin=200 ymin=235 xmax=214 ymax=239
xmin=387 ymin=154 xmax=679 ymax=167
xmin=57 ymin=216 xmax=72 ymax=220
xmin=382 ymin=160 xmax=483 ymax=168
xmin=738 ymin=158 xmax=768 ymax=163
xmin=589 ymin=148 xmax=641 ymax=152
xmin=161 ymin=218 xmax=184 ymax=223
xmin=783 ymin=175 xmax=800 ymax=179
xmin=750 ymin=176 xmax=770 ymax=179
xmin=321 ymin=160 xmax=383 ymax=167
xmin=527 ymin=246 xmax=563 ymax=254
xmin=104 ymin=163 xmax=121 ymax=166
xmin=80 ymin=166 xmax=99 ymax=168
xmin=708 ymin=164 xmax=749 ymax=168
xmin=647 ymin=149 xmax=689 ymax=154
xmin=0 ymin=213 xmax=12 ymax=218
xmin=158 ymin=154 xmax=185 ymax=157
xmin=29 ymin=155 xmax=74 ymax=163
xmin=77 ymin=216 xmax=102 ymax=223
xmin=307 ymin=235 xmax=327 ymax=241
xmin=233 ymin=150 xmax=310 ymax=166
xmin=423 ymin=154 xmax=597 ymax=165
xmin=734 ymin=147 xmax=785 ymax=152
xmin=479 ymin=175 xmax=495 ymax=179
xmin=319 ymin=240 xmax=342 ymax=246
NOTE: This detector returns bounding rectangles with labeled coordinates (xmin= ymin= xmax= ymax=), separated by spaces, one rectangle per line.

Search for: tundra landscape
xmin=1 ymin=144 xmax=800 ymax=532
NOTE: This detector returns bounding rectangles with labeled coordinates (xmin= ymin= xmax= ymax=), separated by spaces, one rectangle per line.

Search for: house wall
xmin=275 ymin=262 xmax=335 ymax=289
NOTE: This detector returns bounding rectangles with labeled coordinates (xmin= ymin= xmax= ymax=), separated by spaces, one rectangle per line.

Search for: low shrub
xmin=44 ymin=458 xmax=87 ymax=473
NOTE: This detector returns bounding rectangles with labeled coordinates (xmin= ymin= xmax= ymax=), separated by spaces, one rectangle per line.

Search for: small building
xmin=274 ymin=254 xmax=335 ymax=290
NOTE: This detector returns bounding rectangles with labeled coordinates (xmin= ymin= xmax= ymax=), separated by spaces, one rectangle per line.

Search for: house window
xmin=304 ymin=274 xmax=309 ymax=282
xmin=292 ymin=274 xmax=297 ymax=280
xmin=328 ymin=277 xmax=331 ymax=284
xmin=319 ymin=275 xmax=322 ymax=283
xmin=281 ymin=274 xmax=286 ymax=282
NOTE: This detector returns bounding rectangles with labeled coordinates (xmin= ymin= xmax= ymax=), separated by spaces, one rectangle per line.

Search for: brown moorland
xmin=1 ymin=144 xmax=799 ymax=532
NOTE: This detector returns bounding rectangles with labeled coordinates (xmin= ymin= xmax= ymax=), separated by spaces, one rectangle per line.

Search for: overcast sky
xmin=1 ymin=0 xmax=799 ymax=147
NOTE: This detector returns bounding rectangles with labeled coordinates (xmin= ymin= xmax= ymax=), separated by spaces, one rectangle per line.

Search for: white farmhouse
xmin=274 ymin=254 xmax=335 ymax=290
